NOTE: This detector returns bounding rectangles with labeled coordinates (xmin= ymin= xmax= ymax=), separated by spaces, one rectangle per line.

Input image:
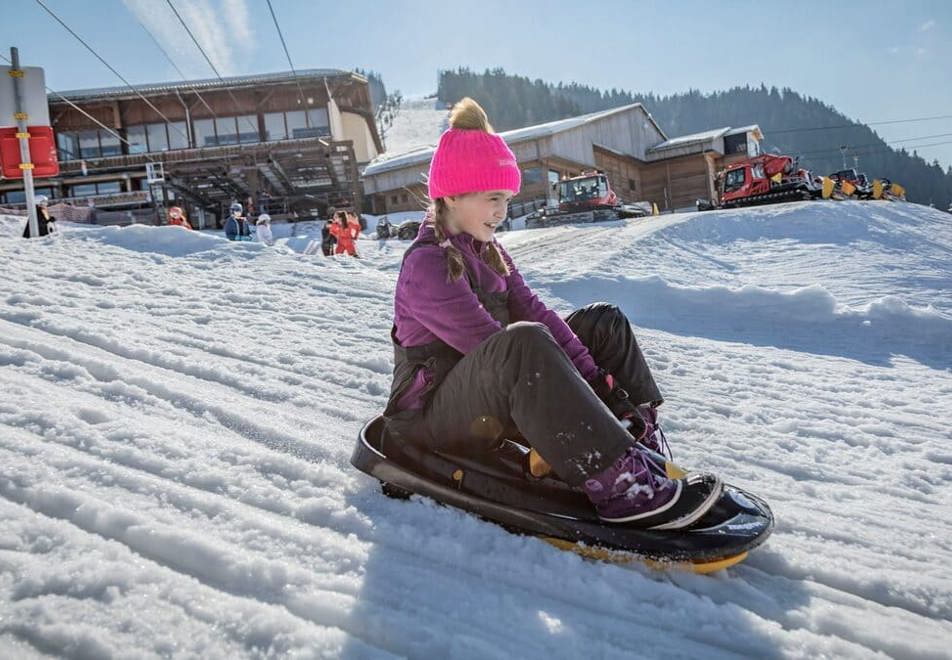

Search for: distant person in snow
xmin=328 ymin=210 xmax=360 ymax=256
xmin=321 ymin=206 xmax=337 ymax=256
xmin=376 ymin=215 xmax=393 ymax=240
xmin=255 ymin=213 xmax=274 ymax=245
xmin=224 ymin=202 xmax=251 ymax=241
xmin=382 ymin=97 xmax=721 ymax=531
xmin=167 ymin=206 xmax=192 ymax=230
xmin=22 ymin=195 xmax=57 ymax=238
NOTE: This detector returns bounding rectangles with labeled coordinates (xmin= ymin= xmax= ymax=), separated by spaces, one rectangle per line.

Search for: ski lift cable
xmin=766 ymin=113 xmax=952 ymax=135
xmin=130 ymin=10 xmax=220 ymax=121
xmin=33 ymin=0 xmax=191 ymax=145
xmin=792 ymin=131 xmax=952 ymax=157
xmin=265 ymin=0 xmax=310 ymax=114
xmin=0 ymin=51 xmax=160 ymax=165
xmin=792 ymin=137 xmax=952 ymax=158
xmin=163 ymin=0 xmax=261 ymax=138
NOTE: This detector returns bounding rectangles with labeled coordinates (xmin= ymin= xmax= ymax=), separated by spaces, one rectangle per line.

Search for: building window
xmin=401 ymin=193 xmax=408 ymax=203
xmin=724 ymin=133 xmax=748 ymax=156
xmin=307 ymin=108 xmax=330 ymax=136
xmin=193 ymin=118 xmax=216 ymax=147
xmin=56 ymin=129 xmax=128 ymax=159
xmin=100 ymin=131 xmax=121 ymax=156
xmin=287 ymin=108 xmax=331 ymax=139
xmin=236 ymin=115 xmax=260 ymax=143
xmin=3 ymin=186 xmax=56 ymax=204
xmin=126 ymin=126 xmax=147 ymax=154
xmin=285 ymin=110 xmax=308 ymax=138
xmin=168 ymin=121 xmax=189 ymax=149
xmin=78 ymin=130 xmax=101 ymax=158
xmin=628 ymin=178 xmax=636 ymax=191
xmin=215 ymin=117 xmax=239 ymax=145
xmin=68 ymin=181 xmax=125 ymax=197
xmin=147 ymin=123 xmax=170 ymax=152
xmin=128 ymin=123 xmax=187 ymax=152
xmin=522 ymin=167 xmax=544 ymax=185
xmin=390 ymin=194 xmax=398 ymax=204
xmin=97 ymin=181 xmax=122 ymax=194
xmin=56 ymin=131 xmax=79 ymax=160
xmin=71 ymin=183 xmax=97 ymax=197
xmin=264 ymin=112 xmax=287 ymax=141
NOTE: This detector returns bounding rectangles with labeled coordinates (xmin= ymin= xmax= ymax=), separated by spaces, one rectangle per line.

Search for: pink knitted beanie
xmin=427 ymin=99 xmax=521 ymax=199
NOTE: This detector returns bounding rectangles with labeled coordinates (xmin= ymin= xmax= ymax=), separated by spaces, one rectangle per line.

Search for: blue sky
xmin=4 ymin=0 xmax=951 ymax=168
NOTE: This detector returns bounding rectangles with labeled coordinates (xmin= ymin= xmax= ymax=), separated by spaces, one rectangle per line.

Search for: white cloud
xmin=916 ymin=47 xmax=927 ymax=56
xmin=888 ymin=46 xmax=900 ymax=54
xmin=122 ymin=0 xmax=254 ymax=77
xmin=919 ymin=19 xmax=936 ymax=31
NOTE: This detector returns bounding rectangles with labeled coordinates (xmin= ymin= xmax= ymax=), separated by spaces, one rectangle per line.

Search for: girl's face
xmin=444 ymin=190 xmax=513 ymax=242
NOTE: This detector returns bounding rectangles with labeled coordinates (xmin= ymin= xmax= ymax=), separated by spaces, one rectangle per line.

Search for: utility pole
xmin=9 ymin=47 xmax=38 ymax=237
xmin=839 ymin=145 xmax=848 ymax=170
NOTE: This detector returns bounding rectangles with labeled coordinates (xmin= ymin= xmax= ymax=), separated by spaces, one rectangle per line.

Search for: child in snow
xmin=224 ymin=202 xmax=251 ymax=241
xmin=167 ymin=206 xmax=193 ymax=230
xmin=329 ymin=210 xmax=359 ymax=256
xmin=383 ymin=98 xmax=721 ymax=530
xmin=22 ymin=195 xmax=57 ymax=238
xmin=321 ymin=207 xmax=337 ymax=256
xmin=255 ymin=213 xmax=274 ymax=246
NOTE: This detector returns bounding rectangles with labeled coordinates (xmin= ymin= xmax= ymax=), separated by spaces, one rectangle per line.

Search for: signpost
xmin=1 ymin=47 xmax=56 ymax=237
xmin=7 ymin=48 xmax=38 ymax=235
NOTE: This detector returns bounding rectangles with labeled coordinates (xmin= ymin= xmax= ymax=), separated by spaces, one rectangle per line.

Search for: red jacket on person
xmin=329 ymin=216 xmax=360 ymax=256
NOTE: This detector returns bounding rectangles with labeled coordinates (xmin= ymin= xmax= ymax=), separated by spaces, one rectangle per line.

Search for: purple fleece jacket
xmin=392 ymin=222 xmax=599 ymax=410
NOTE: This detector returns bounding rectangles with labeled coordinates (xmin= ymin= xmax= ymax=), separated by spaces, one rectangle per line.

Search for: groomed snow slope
xmin=379 ymin=96 xmax=448 ymax=156
xmin=0 ymin=201 xmax=950 ymax=659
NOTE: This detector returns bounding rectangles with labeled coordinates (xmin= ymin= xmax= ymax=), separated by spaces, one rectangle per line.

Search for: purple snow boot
xmin=634 ymin=404 xmax=671 ymax=458
xmin=582 ymin=446 xmax=722 ymax=530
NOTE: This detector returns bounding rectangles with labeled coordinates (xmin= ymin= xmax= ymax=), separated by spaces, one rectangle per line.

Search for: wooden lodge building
xmin=362 ymin=104 xmax=763 ymax=215
xmin=0 ymin=69 xmax=383 ymax=226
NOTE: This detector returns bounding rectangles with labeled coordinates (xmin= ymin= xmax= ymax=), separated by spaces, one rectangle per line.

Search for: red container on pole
xmin=0 ymin=125 xmax=59 ymax=179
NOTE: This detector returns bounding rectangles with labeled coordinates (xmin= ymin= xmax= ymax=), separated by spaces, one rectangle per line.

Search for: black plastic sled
xmin=351 ymin=416 xmax=774 ymax=573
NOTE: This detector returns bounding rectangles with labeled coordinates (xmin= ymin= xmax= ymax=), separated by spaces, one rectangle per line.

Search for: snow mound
xmin=664 ymin=200 xmax=952 ymax=251
xmin=71 ymin=224 xmax=245 ymax=257
xmin=547 ymin=276 xmax=951 ymax=368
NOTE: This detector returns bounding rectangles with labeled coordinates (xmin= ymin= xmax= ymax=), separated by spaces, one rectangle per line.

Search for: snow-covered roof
xmin=647 ymin=124 xmax=764 ymax=156
xmin=648 ymin=127 xmax=730 ymax=152
xmin=364 ymin=103 xmax=659 ymax=177
xmin=499 ymin=103 xmax=654 ymax=143
xmin=52 ymin=69 xmax=355 ymax=102
xmin=725 ymin=124 xmax=762 ymax=137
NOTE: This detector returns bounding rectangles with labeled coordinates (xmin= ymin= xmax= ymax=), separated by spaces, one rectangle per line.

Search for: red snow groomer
xmin=526 ymin=170 xmax=650 ymax=228
xmin=702 ymin=154 xmax=824 ymax=210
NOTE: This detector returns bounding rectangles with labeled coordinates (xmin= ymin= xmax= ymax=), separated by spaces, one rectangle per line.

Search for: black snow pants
xmin=419 ymin=303 xmax=663 ymax=486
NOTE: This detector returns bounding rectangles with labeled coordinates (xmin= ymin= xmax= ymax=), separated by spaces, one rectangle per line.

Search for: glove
xmin=590 ymin=370 xmax=647 ymax=440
